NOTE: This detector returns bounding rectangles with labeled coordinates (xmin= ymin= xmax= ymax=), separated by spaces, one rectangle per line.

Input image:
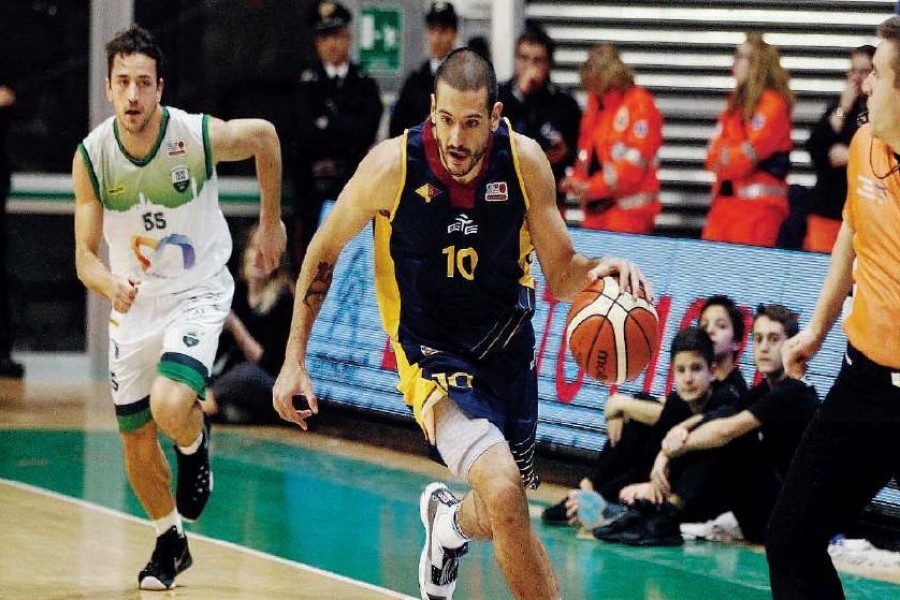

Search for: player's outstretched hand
xmin=782 ymin=327 xmax=821 ymax=379
xmin=256 ymin=219 xmax=287 ymax=274
xmin=588 ymin=257 xmax=654 ymax=303
xmin=273 ymin=361 xmax=319 ymax=430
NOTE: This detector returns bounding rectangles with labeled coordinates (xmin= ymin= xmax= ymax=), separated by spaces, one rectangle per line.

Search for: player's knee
xmin=477 ymin=474 xmax=528 ymax=526
xmin=150 ymin=377 xmax=198 ymax=421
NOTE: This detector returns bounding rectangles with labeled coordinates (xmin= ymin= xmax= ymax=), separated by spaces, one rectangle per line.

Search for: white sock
xmin=435 ymin=504 xmax=469 ymax=549
xmin=178 ymin=430 xmax=203 ymax=455
xmin=153 ymin=510 xmax=183 ymax=536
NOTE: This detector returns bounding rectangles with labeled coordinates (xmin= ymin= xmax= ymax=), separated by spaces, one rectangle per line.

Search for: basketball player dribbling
xmin=767 ymin=16 xmax=900 ymax=599
xmin=273 ymin=48 xmax=652 ymax=600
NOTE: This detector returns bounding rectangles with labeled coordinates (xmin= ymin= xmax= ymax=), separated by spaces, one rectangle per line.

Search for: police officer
xmin=499 ymin=25 xmax=581 ymax=215
xmin=388 ymin=2 xmax=458 ymax=137
xmin=292 ymin=1 xmax=383 ymax=267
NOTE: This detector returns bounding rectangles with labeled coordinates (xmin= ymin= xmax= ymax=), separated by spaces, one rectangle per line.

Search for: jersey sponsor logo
xmin=448 ymin=213 xmax=478 ymax=235
xmin=420 ymin=345 xmax=441 ymax=357
xmin=415 ymin=182 xmax=442 ymax=203
xmin=107 ymin=184 xmax=126 ymax=196
xmin=613 ymin=107 xmax=629 ymax=132
xmin=485 ymin=181 xmax=508 ymax=202
xmin=856 ymin=175 xmax=887 ymax=204
xmin=182 ymin=330 xmax=200 ymax=348
xmin=171 ymin=166 xmax=190 ymax=193
xmin=166 ymin=140 xmax=186 ymax=157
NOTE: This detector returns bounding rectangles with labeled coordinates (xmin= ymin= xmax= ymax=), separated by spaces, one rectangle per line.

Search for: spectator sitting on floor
xmin=201 ymin=225 xmax=294 ymax=424
xmin=589 ymin=327 xmax=740 ymax=546
xmin=542 ymin=294 xmax=748 ymax=527
xmin=647 ymin=304 xmax=818 ymax=545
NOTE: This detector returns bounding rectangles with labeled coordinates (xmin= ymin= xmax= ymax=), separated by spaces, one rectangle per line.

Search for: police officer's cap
xmin=311 ymin=1 xmax=352 ymax=34
xmin=426 ymin=2 xmax=458 ymax=30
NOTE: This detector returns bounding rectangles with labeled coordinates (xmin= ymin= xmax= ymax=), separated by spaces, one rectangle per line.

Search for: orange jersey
xmin=842 ymin=125 xmax=900 ymax=368
xmin=572 ymin=86 xmax=663 ymax=231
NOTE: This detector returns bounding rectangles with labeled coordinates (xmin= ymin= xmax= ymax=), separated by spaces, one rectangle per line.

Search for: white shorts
xmin=109 ymin=268 xmax=233 ymax=431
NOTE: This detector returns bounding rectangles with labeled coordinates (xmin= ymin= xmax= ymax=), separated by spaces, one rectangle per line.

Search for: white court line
xmin=1 ymin=478 xmax=418 ymax=600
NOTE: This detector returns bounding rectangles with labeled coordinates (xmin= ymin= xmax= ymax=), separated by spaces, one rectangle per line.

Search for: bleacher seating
xmin=527 ymin=0 xmax=895 ymax=236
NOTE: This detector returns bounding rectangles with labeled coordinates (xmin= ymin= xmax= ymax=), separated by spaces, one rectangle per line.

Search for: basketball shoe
xmin=138 ymin=526 xmax=192 ymax=590
xmin=419 ymin=482 xmax=468 ymax=600
xmin=175 ymin=418 xmax=213 ymax=521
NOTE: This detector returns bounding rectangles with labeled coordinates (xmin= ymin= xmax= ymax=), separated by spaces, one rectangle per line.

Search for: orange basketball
xmin=565 ymin=276 xmax=659 ymax=384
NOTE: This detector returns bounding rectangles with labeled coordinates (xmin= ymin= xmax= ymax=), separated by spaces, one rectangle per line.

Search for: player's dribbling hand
xmin=110 ymin=276 xmax=140 ymax=313
xmin=256 ymin=219 xmax=287 ymax=274
xmin=782 ymin=327 xmax=820 ymax=379
xmin=589 ymin=257 xmax=655 ymax=304
xmin=272 ymin=362 xmax=319 ymax=430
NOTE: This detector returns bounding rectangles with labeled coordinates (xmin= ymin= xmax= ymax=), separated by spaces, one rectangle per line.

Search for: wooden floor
xmin=0 ymin=480 xmax=411 ymax=600
xmin=3 ymin=366 xmax=900 ymax=599
xmin=0 ymin=376 xmax=425 ymax=600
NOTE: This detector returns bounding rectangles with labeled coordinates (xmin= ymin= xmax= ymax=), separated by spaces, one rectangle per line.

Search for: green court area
xmin=2 ymin=429 xmax=896 ymax=599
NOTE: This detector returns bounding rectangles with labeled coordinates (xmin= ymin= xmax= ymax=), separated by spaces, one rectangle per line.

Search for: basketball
xmin=565 ymin=276 xmax=659 ymax=384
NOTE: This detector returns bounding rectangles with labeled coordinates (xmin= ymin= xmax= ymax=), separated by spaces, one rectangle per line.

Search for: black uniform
xmin=498 ymin=80 xmax=581 ymax=209
xmin=291 ymin=60 xmax=382 ymax=264
xmin=389 ymin=60 xmax=435 ymax=138
xmin=805 ymin=97 xmax=867 ymax=221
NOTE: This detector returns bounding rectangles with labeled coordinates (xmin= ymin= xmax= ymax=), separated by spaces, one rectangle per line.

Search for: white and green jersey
xmin=78 ymin=106 xmax=232 ymax=296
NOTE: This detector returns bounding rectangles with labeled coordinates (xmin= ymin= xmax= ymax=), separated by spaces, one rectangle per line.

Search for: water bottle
xmin=575 ymin=490 xmax=607 ymax=529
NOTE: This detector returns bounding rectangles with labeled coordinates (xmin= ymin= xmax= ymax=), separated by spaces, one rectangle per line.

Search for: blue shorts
xmin=400 ymin=341 xmax=540 ymax=489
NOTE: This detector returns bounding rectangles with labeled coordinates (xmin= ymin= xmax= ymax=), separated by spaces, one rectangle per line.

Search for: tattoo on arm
xmin=302 ymin=261 xmax=334 ymax=309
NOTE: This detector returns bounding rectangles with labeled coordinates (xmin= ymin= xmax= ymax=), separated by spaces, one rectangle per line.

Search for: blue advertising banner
xmin=306 ymin=208 xmax=898 ymax=513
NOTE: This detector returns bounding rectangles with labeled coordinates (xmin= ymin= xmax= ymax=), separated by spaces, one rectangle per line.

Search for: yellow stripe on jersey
xmin=517 ymin=224 xmax=536 ymax=289
xmin=507 ymin=117 xmax=530 ymax=211
xmin=373 ymin=215 xmax=400 ymax=341
xmin=389 ymin=130 xmax=409 ymax=221
xmin=506 ymin=118 xmax=536 ymax=289
xmin=392 ymin=340 xmax=441 ymax=425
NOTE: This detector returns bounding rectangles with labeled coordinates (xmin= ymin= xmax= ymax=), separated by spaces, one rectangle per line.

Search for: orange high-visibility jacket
xmin=705 ymin=89 xmax=792 ymax=202
xmin=572 ymin=86 xmax=663 ymax=210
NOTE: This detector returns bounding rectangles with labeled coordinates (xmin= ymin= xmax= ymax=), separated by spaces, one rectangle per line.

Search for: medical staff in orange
xmin=560 ymin=43 xmax=663 ymax=233
xmin=702 ymin=33 xmax=793 ymax=247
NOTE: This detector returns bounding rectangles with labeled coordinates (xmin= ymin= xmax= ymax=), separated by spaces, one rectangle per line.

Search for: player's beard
xmin=439 ymin=142 xmax=487 ymax=179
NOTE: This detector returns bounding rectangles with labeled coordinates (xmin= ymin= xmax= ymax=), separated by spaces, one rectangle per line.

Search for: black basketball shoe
xmin=175 ymin=418 xmax=213 ymax=521
xmin=138 ymin=526 xmax=193 ymax=590
xmin=541 ymin=498 xmax=571 ymax=525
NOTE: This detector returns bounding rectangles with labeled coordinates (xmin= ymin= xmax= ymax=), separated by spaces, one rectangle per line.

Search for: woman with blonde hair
xmin=201 ymin=225 xmax=294 ymax=424
xmin=702 ymin=33 xmax=794 ymax=246
xmin=559 ymin=42 xmax=663 ymax=233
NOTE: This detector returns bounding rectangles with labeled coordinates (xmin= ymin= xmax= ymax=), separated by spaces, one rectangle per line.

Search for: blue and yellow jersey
xmin=373 ymin=118 xmax=537 ymax=363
